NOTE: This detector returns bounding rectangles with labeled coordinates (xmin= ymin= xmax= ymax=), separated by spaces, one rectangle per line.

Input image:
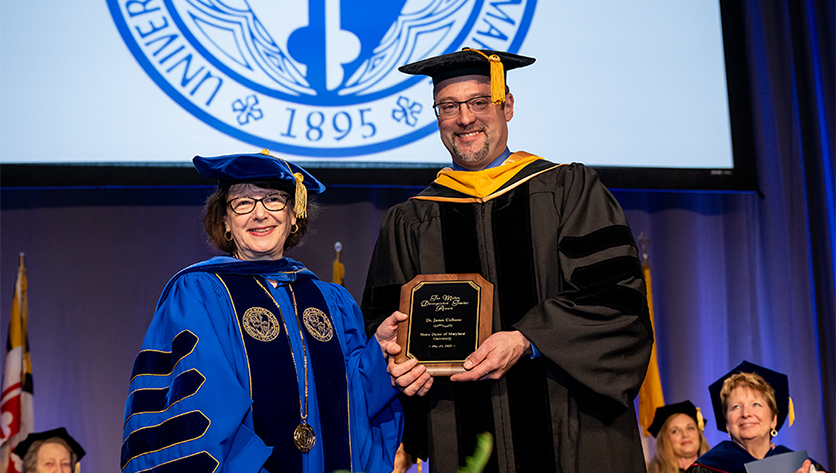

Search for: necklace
xmin=256 ymin=279 xmax=315 ymax=453
xmin=288 ymin=285 xmax=316 ymax=452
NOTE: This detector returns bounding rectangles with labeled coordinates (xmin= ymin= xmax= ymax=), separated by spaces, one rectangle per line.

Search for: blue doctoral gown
xmin=122 ymin=256 xmax=402 ymax=473
xmin=687 ymin=441 xmax=824 ymax=473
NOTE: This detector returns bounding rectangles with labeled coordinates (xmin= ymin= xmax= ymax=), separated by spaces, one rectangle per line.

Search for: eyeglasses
xmin=227 ymin=193 xmax=289 ymax=215
xmin=432 ymin=95 xmax=493 ymax=118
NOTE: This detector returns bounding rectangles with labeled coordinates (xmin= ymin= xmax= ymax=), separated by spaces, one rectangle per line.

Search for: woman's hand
xmin=374 ymin=311 xmax=434 ymax=396
xmin=374 ymin=311 xmax=407 ymax=359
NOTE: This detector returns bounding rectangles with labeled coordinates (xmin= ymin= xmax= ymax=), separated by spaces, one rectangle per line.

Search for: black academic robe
xmin=362 ymin=154 xmax=653 ymax=473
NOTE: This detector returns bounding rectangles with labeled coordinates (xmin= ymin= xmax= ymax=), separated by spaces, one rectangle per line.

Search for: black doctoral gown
xmin=362 ymin=153 xmax=653 ymax=473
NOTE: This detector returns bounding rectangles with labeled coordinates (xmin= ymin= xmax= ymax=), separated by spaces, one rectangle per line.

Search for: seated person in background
xmin=686 ymin=361 xmax=827 ymax=473
xmin=647 ymin=400 xmax=711 ymax=473
xmin=13 ymin=427 xmax=85 ymax=473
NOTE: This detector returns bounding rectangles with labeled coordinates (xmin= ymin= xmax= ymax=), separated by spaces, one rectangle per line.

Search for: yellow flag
xmin=638 ymin=255 xmax=665 ymax=436
xmin=332 ymin=242 xmax=345 ymax=286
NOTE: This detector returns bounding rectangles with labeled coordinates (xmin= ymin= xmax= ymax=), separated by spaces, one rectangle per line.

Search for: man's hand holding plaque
xmin=394 ymin=274 xmax=494 ymax=377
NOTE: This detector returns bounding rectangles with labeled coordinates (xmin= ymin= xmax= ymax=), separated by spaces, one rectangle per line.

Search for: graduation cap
xmin=647 ymin=400 xmax=706 ymax=438
xmin=193 ymin=149 xmax=325 ymax=218
xmin=707 ymin=360 xmax=793 ymax=433
xmin=399 ymin=48 xmax=535 ymax=104
xmin=13 ymin=427 xmax=85 ymax=463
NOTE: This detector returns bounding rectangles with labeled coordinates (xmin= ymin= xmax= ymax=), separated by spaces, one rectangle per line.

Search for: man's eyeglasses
xmin=432 ymin=95 xmax=493 ymax=119
xmin=227 ymin=194 xmax=289 ymax=215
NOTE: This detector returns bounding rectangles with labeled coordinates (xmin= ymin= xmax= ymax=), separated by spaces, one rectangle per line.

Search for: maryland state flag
xmin=638 ymin=250 xmax=665 ymax=436
xmin=0 ymin=255 xmax=34 ymax=473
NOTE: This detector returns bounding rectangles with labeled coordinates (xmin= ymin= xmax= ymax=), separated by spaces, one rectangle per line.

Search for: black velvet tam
xmin=14 ymin=427 xmax=86 ymax=461
xmin=648 ymin=400 xmax=700 ymax=437
xmin=398 ymin=48 xmax=535 ymax=84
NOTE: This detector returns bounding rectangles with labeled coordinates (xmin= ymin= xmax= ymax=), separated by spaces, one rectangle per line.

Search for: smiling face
xmin=725 ymin=386 xmax=777 ymax=447
xmin=433 ymin=75 xmax=514 ymax=170
xmin=666 ymin=413 xmax=701 ymax=461
xmin=34 ymin=442 xmax=72 ymax=473
xmin=224 ymin=183 xmax=296 ymax=261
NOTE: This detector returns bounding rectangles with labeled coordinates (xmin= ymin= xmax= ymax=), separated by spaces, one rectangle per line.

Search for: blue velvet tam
xmin=707 ymin=360 xmax=791 ymax=433
xmin=193 ymin=149 xmax=326 ymax=195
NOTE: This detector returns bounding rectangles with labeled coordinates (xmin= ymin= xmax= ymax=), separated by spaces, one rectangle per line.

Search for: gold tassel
xmin=463 ymin=48 xmax=505 ymax=104
xmin=293 ymin=172 xmax=307 ymax=218
xmin=261 ymin=149 xmax=307 ymax=218
xmin=696 ymin=407 xmax=705 ymax=431
xmin=788 ymin=397 xmax=795 ymax=426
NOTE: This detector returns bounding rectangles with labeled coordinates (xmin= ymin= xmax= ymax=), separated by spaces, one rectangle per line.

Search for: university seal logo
xmin=242 ymin=306 xmax=280 ymax=342
xmin=107 ymin=0 xmax=536 ymax=157
xmin=302 ymin=307 xmax=333 ymax=342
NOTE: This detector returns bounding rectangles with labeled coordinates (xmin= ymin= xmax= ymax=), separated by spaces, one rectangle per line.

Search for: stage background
xmin=0 ymin=1 xmax=833 ymax=472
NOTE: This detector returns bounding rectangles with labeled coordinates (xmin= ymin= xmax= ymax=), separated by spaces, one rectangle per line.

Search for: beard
xmin=450 ymin=130 xmax=491 ymax=165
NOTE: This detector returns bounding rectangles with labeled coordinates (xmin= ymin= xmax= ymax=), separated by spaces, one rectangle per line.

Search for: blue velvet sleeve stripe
xmin=121 ymin=411 xmax=211 ymax=470
xmin=130 ymin=331 xmax=198 ymax=380
xmin=558 ymin=225 xmax=636 ymax=258
xmin=135 ymin=452 xmax=219 ymax=473
xmin=124 ymin=369 xmax=206 ymax=424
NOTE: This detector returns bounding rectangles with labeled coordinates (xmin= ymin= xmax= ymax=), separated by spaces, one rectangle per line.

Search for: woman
xmin=121 ymin=150 xmax=404 ymax=473
xmin=14 ymin=428 xmax=84 ymax=473
xmin=687 ymin=361 xmax=826 ymax=473
xmin=648 ymin=400 xmax=710 ymax=473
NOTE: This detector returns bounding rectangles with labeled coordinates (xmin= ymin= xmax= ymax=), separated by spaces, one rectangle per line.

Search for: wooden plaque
xmin=396 ymin=274 xmax=494 ymax=376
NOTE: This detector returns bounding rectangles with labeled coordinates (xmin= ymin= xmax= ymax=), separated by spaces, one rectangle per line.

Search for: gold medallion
xmin=242 ymin=307 xmax=280 ymax=342
xmin=302 ymin=307 xmax=333 ymax=342
xmin=293 ymin=423 xmax=316 ymax=452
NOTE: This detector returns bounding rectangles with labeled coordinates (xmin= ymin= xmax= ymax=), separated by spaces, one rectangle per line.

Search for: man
xmin=361 ymin=49 xmax=654 ymax=473
xmin=13 ymin=428 xmax=84 ymax=473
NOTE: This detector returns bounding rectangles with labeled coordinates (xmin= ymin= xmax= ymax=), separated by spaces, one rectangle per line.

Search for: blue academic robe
xmin=122 ymin=256 xmax=402 ymax=473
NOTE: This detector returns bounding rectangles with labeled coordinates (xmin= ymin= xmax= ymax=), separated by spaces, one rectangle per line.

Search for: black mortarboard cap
xmin=648 ymin=400 xmax=705 ymax=438
xmin=13 ymin=427 xmax=85 ymax=462
xmin=707 ymin=360 xmax=792 ymax=433
xmin=399 ymin=48 xmax=535 ymax=104
xmin=193 ymin=149 xmax=325 ymax=218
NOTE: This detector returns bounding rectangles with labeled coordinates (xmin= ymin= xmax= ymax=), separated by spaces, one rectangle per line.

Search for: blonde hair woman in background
xmin=648 ymin=400 xmax=710 ymax=473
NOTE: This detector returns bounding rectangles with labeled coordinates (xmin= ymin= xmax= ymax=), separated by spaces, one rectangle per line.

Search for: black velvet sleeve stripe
xmin=121 ymin=411 xmax=210 ymax=470
xmin=125 ymin=370 xmax=206 ymax=423
xmin=137 ymin=452 xmax=219 ymax=473
xmin=558 ymin=225 xmax=636 ymax=258
xmin=569 ymin=256 xmax=644 ymax=289
xmin=130 ymin=331 xmax=198 ymax=380
xmin=566 ymin=286 xmax=646 ymax=316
